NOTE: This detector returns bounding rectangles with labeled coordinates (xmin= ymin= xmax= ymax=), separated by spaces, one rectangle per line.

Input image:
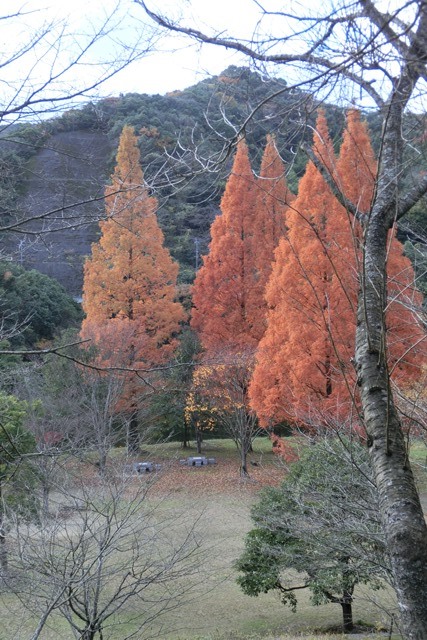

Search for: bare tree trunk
xmin=97 ymin=452 xmax=107 ymax=477
xmin=182 ymin=421 xmax=190 ymax=449
xmin=0 ymin=529 xmax=7 ymax=576
xmin=127 ymin=412 xmax=140 ymax=455
xmin=355 ymin=212 xmax=427 ymax=638
xmin=240 ymin=434 xmax=250 ymax=477
xmin=195 ymin=429 xmax=202 ymax=454
xmin=240 ymin=445 xmax=249 ymax=477
xmin=0 ymin=481 xmax=7 ymax=576
xmin=42 ymin=484 xmax=50 ymax=519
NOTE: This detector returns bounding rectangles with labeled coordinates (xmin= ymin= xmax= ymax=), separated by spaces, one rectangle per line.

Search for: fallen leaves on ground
xmin=144 ymin=457 xmax=284 ymax=497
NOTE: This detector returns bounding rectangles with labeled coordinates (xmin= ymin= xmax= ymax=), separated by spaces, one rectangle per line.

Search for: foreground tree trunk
xmin=0 ymin=481 xmax=7 ymax=576
xmin=355 ymin=216 xmax=427 ymax=638
xmin=354 ymin=85 xmax=427 ymax=638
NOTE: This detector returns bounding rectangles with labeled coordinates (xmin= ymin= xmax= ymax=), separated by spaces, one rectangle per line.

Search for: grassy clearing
xmin=0 ymin=437 xmax=420 ymax=639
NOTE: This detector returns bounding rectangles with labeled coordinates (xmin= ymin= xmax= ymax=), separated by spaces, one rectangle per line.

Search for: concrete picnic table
xmin=179 ymin=456 xmax=216 ymax=467
xmin=133 ymin=461 xmax=161 ymax=473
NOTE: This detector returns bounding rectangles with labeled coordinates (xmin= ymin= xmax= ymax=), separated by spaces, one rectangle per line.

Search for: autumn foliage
xmin=191 ymin=137 xmax=292 ymax=353
xmin=249 ymin=110 xmax=425 ymax=428
xmin=189 ymin=137 xmax=293 ymax=464
xmin=185 ymin=349 xmax=259 ymax=475
xmin=81 ymin=125 xmax=185 ymax=391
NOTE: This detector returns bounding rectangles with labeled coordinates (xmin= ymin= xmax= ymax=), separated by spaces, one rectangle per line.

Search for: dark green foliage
xmin=147 ymin=329 xmax=200 ymax=445
xmin=403 ymin=240 xmax=427 ymax=296
xmin=0 ymin=392 xmax=38 ymax=520
xmin=235 ymin=438 xmax=388 ymax=629
xmin=0 ymin=392 xmax=35 ymax=471
xmin=0 ymin=260 xmax=82 ymax=348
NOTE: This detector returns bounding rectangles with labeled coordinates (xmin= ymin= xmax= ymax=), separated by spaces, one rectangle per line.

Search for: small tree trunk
xmin=341 ymin=594 xmax=354 ymax=633
xmin=42 ymin=483 xmax=50 ymax=518
xmin=195 ymin=429 xmax=202 ymax=454
xmin=240 ymin=446 xmax=249 ymax=477
xmin=182 ymin=421 xmax=190 ymax=449
xmin=98 ymin=450 xmax=107 ymax=476
xmin=0 ymin=481 xmax=7 ymax=576
xmin=80 ymin=626 xmax=97 ymax=640
xmin=127 ymin=413 xmax=140 ymax=455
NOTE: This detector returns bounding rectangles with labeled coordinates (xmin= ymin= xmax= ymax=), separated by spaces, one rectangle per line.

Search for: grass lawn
xmin=1 ymin=436 xmax=423 ymax=639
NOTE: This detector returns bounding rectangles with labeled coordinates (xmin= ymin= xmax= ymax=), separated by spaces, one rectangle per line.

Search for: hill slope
xmin=2 ymin=65 xmax=423 ymax=297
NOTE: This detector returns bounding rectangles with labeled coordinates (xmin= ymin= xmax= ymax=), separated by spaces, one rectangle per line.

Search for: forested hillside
xmin=5 ymin=64 xmax=416 ymax=296
xmin=2 ymin=65 xmax=425 ymax=297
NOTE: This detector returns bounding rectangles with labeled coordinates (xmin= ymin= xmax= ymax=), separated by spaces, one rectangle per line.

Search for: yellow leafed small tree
xmin=185 ymin=350 xmax=259 ymax=475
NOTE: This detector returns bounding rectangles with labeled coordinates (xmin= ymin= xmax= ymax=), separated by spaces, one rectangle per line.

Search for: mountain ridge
xmin=2 ymin=65 xmax=423 ymax=297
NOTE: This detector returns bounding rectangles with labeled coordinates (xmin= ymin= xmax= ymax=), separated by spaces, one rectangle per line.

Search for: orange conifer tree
xmin=81 ymin=125 xmax=185 ymax=451
xmin=250 ymin=134 xmax=294 ymax=339
xmin=191 ymin=136 xmax=292 ymax=352
xmin=334 ymin=109 xmax=424 ymax=388
xmin=191 ymin=139 xmax=259 ymax=351
xmin=250 ymin=110 xmax=425 ymax=428
xmin=249 ymin=110 xmax=354 ymax=426
xmin=189 ymin=137 xmax=292 ymax=471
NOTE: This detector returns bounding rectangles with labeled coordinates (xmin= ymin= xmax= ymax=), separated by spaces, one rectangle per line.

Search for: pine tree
xmin=81 ymin=126 xmax=185 ymax=450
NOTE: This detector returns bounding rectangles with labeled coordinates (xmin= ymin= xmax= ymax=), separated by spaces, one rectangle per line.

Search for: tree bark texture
xmin=0 ymin=481 xmax=7 ymax=576
xmin=355 ymin=208 xmax=427 ymax=639
xmin=341 ymin=598 xmax=353 ymax=634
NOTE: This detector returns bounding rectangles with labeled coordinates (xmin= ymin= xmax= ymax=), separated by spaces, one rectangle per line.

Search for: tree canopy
xmin=249 ymin=110 xmax=425 ymax=429
xmin=236 ymin=437 xmax=388 ymax=633
xmin=0 ymin=260 xmax=82 ymax=349
xmin=191 ymin=136 xmax=292 ymax=353
xmin=81 ymin=125 xmax=185 ymax=370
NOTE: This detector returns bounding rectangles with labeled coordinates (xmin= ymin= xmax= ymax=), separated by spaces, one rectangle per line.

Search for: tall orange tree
xmin=249 ymin=111 xmax=354 ymax=426
xmin=250 ymin=110 xmax=425 ymax=429
xmin=191 ymin=138 xmax=259 ymax=351
xmin=191 ymin=137 xmax=292 ymax=352
xmin=334 ymin=109 xmax=424 ymax=389
xmin=189 ymin=137 xmax=292 ymax=471
xmin=81 ymin=125 xmax=185 ymax=452
xmin=251 ymin=134 xmax=294 ymax=340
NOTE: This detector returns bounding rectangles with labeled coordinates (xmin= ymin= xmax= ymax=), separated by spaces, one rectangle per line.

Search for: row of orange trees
xmin=80 ymin=114 xmax=425 ymax=463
